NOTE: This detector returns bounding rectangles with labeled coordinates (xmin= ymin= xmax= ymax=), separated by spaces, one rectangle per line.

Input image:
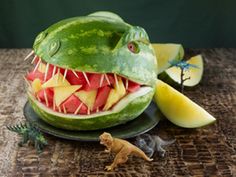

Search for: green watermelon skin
xmin=33 ymin=15 xmax=157 ymax=86
xmin=28 ymin=88 xmax=154 ymax=130
xmin=29 ymin=12 xmax=158 ymax=131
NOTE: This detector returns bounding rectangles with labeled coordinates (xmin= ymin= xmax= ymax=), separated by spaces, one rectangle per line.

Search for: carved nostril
xmin=35 ymin=31 xmax=47 ymax=45
xmin=48 ymin=40 xmax=60 ymax=57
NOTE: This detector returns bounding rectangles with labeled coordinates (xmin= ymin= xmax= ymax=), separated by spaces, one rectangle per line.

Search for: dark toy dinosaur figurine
xmin=135 ymin=134 xmax=175 ymax=158
xmin=7 ymin=122 xmax=47 ymax=153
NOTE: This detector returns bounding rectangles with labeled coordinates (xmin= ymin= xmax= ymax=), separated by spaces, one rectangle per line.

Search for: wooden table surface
xmin=0 ymin=49 xmax=235 ymax=177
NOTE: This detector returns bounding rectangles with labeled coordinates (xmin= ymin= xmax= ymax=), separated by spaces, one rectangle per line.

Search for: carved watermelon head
xmin=26 ymin=12 xmax=158 ymax=130
xmin=33 ymin=12 xmax=157 ymax=85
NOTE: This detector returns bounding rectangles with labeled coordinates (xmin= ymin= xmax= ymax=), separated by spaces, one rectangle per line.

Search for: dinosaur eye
xmin=127 ymin=42 xmax=139 ymax=54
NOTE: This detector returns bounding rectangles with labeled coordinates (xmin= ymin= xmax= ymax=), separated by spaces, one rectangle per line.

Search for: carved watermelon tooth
xmin=99 ymin=74 xmax=105 ymax=87
xmin=62 ymin=104 xmax=67 ymax=114
xmin=53 ymin=99 xmax=56 ymax=111
xmin=31 ymin=55 xmax=38 ymax=64
xmin=44 ymin=63 xmax=49 ymax=81
xmin=74 ymin=102 xmax=83 ymax=115
xmin=87 ymin=109 xmax=90 ymax=115
xmin=125 ymin=79 xmax=129 ymax=90
xmin=44 ymin=90 xmax=49 ymax=107
xmin=82 ymin=72 xmax=90 ymax=86
xmin=104 ymin=74 xmax=110 ymax=85
xmin=114 ymin=73 xmax=119 ymax=88
xmin=23 ymin=76 xmax=31 ymax=88
xmin=63 ymin=69 xmax=68 ymax=82
xmin=52 ymin=65 xmax=57 ymax=77
xmin=56 ymin=69 xmax=60 ymax=83
xmin=37 ymin=94 xmax=41 ymax=102
xmin=72 ymin=70 xmax=79 ymax=78
xmin=24 ymin=50 xmax=34 ymax=61
xmin=58 ymin=105 xmax=62 ymax=113
xmin=33 ymin=58 xmax=41 ymax=73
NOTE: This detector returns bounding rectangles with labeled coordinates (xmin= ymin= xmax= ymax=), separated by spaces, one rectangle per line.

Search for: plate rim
xmin=23 ymin=101 xmax=160 ymax=142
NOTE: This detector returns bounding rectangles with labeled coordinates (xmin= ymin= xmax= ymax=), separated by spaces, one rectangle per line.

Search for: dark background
xmin=0 ymin=0 xmax=235 ymax=48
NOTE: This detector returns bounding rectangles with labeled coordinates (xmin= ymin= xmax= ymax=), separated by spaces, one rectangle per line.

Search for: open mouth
xmin=25 ymin=53 xmax=151 ymax=116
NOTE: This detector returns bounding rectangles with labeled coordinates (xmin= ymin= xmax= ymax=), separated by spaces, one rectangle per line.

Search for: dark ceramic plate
xmin=23 ymin=101 xmax=162 ymax=141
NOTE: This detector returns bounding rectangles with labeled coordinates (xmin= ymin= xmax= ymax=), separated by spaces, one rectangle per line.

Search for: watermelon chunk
xmin=85 ymin=73 xmax=115 ymax=90
xmin=61 ymin=94 xmax=88 ymax=114
xmin=93 ymin=86 xmax=111 ymax=110
xmin=46 ymin=64 xmax=56 ymax=80
xmin=127 ymin=81 xmax=140 ymax=92
xmin=26 ymin=70 xmax=45 ymax=81
xmin=66 ymin=70 xmax=87 ymax=85
xmin=32 ymin=56 xmax=40 ymax=64
xmin=77 ymin=103 xmax=88 ymax=114
xmin=37 ymin=88 xmax=54 ymax=107
xmin=44 ymin=64 xmax=66 ymax=82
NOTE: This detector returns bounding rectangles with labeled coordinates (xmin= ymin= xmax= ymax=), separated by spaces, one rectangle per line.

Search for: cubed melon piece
xmin=74 ymin=89 xmax=97 ymax=110
xmin=37 ymin=88 xmax=54 ymax=107
xmin=61 ymin=94 xmax=87 ymax=114
xmin=42 ymin=73 xmax=70 ymax=88
xmin=54 ymin=85 xmax=81 ymax=106
xmin=84 ymin=74 xmax=115 ymax=90
xmin=127 ymin=80 xmax=140 ymax=92
xmin=26 ymin=70 xmax=44 ymax=81
xmin=66 ymin=70 xmax=87 ymax=85
xmin=32 ymin=78 xmax=42 ymax=93
xmin=93 ymin=86 xmax=111 ymax=110
xmin=103 ymin=77 xmax=126 ymax=110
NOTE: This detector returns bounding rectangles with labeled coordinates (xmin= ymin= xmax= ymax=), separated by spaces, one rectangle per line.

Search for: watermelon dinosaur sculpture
xmin=24 ymin=11 xmax=215 ymax=130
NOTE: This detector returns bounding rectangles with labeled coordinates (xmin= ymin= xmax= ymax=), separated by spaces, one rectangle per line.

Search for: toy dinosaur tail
xmin=132 ymin=146 xmax=153 ymax=161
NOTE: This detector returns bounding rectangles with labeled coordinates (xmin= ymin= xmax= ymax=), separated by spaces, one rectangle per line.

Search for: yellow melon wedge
xmin=154 ymin=79 xmax=216 ymax=128
xmin=103 ymin=77 xmax=126 ymax=111
xmin=152 ymin=43 xmax=184 ymax=74
xmin=32 ymin=78 xmax=42 ymax=93
xmin=42 ymin=72 xmax=70 ymax=88
xmin=54 ymin=85 xmax=81 ymax=107
xmin=164 ymin=55 xmax=203 ymax=87
xmin=74 ymin=90 xmax=97 ymax=110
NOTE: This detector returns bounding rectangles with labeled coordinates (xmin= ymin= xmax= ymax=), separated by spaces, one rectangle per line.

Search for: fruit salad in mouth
xmin=25 ymin=56 xmax=146 ymax=116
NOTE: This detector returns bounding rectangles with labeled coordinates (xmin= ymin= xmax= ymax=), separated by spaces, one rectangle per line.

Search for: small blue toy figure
xmin=135 ymin=134 xmax=175 ymax=158
xmin=169 ymin=60 xmax=198 ymax=93
xmin=7 ymin=122 xmax=47 ymax=153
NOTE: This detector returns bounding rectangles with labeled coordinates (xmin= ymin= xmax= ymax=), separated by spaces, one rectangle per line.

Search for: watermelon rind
xmin=28 ymin=87 xmax=154 ymax=130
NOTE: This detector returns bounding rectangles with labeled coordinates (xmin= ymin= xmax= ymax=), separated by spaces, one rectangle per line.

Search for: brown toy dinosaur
xmin=99 ymin=132 xmax=153 ymax=171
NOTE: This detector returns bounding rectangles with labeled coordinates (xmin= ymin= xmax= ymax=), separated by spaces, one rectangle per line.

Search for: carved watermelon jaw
xmin=28 ymin=86 xmax=153 ymax=130
xmin=26 ymin=56 xmax=153 ymax=122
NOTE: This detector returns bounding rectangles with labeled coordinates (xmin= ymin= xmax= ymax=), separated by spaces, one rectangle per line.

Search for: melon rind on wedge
xmin=159 ymin=55 xmax=204 ymax=87
xmin=154 ymin=79 xmax=216 ymax=128
xmin=152 ymin=43 xmax=184 ymax=74
xmin=28 ymin=87 xmax=154 ymax=130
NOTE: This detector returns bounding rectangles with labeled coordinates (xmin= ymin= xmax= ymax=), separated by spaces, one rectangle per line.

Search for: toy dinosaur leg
xmin=35 ymin=140 xmax=42 ymax=153
xmin=145 ymin=146 xmax=155 ymax=158
xmin=18 ymin=133 xmax=29 ymax=146
xmin=105 ymin=148 xmax=129 ymax=171
xmin=156 ymin=145 xmax=166 ymax=157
